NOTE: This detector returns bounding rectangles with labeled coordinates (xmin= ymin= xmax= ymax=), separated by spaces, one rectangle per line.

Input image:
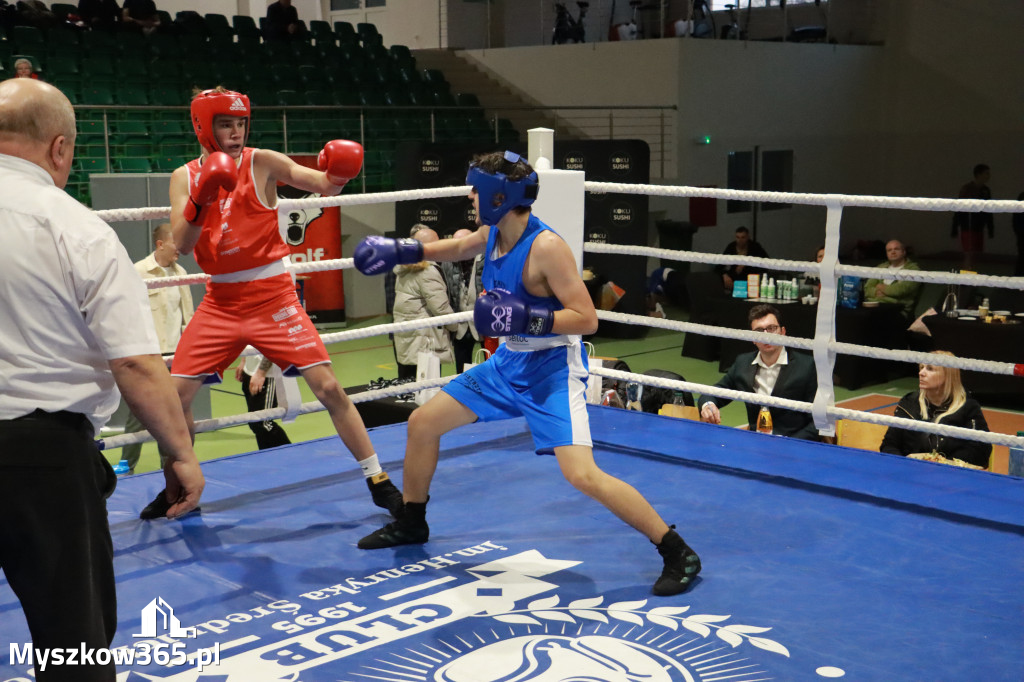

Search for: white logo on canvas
xmin=229 ymin=97 xmax=247 ymax=112
xmin=134 ymin=597 xmax=197 ymax=638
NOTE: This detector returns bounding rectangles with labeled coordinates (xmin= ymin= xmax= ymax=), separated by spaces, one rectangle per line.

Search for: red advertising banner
xmin=279 ymin=155 xmax=345 ymax=324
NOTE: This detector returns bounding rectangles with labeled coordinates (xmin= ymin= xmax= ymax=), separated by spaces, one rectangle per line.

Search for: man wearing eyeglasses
xmin=697 ymin=304 xmax=819 ymax=440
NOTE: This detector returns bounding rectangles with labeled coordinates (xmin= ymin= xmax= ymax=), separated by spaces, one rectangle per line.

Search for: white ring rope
xmin=99 ymin=375 xmax=455 ymax=450
xmin=94 ymin=186 xmax=471 ymax=224
xmin=99 ymin=179 xmax=1024 ymax=461
xmin=585 ymin=181 xmax=1024 ymax=213
xmin=584 ymin=243 xmax=1024 ymax=290
xmin=596 ymin=310 xmax=1020 ymax=377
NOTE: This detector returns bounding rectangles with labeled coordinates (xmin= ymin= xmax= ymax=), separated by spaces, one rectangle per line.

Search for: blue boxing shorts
xmin=443 ymin=341 xmax=592 ymax=455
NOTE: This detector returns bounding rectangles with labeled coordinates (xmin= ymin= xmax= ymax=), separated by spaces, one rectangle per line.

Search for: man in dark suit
xmin=697 ymin=304 xmax=819 ymax=440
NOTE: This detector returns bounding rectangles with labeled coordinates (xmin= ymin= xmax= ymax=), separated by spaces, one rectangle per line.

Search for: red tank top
xmin=186 ymin=148 xmax=289 ymax=275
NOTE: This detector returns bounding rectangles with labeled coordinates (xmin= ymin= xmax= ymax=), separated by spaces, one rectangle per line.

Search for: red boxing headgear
xmin=190 ymin=89 xmax=251 ymax=154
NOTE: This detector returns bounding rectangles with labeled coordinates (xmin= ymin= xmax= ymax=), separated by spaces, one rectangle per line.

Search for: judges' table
xmin=923 ymin=314 xmax=1024 ymax=406
xmin=717 ymin=299 xmax=907 ymax=389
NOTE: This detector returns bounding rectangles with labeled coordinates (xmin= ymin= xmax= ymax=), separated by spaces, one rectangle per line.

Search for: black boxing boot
xmin=652 ymin=526 xmax=701 ymax=596
xmin=358 ymin=500 xmax=429 ymax=549
xmin=366 ymin=471 xmax=404 ymax=517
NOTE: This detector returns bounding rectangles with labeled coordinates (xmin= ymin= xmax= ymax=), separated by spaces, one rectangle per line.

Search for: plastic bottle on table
xmin=756 ymin=406 xmax=773 ymax=434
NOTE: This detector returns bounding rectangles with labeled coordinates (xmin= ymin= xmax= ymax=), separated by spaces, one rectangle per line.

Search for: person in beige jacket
xmin=393 ymin=225 xmax=458 ymax=380
xmin=120 ymin=223 xmax=195 ymax=472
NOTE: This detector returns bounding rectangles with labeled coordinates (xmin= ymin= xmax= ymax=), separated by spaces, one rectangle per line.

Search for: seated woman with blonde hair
xmin=880 ymin=350 xmax=992 ymax=468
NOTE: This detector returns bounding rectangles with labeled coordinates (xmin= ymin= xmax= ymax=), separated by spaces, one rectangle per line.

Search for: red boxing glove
xmin=183 ymin=152 xmax=237 ymax=224
xmin=318 ymin=139 xmax=363 ymax=186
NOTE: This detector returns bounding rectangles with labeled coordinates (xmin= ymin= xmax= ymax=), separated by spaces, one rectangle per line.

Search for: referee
xmin=0 ymin=79 xmax=204 ymax=681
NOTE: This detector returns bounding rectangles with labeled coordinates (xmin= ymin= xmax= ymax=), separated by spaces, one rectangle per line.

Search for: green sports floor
xmin=103 ymin=301 xmax=926 ymax=475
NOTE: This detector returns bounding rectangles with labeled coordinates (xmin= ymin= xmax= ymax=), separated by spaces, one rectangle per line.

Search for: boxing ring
xmin=3 ymin=132 xmax=1024 ymax=680
xmin=2 ymin=410 xmax=1023 ymax=681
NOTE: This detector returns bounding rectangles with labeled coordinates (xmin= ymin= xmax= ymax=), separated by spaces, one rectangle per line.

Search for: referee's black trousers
xmin=0 ymin=411 xmax=117 ymax=681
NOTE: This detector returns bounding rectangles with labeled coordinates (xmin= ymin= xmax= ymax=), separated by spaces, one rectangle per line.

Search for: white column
xmin=529 ymin=128 xmax=585 ymax=274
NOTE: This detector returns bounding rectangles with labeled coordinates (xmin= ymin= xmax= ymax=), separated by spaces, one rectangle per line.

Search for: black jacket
xmin=698 ymin=349 xmax=818 ymax=440
xmin=879 ymin=392 xmax=991 ymax=468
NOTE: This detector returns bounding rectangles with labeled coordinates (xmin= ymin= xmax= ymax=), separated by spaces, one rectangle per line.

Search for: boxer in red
xmin=139 ymin=87 xmax=402 ymax=520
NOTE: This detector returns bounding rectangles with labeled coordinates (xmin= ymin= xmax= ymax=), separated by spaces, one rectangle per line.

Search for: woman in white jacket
xmin=393 ymin=226 xmax=459 ymax=379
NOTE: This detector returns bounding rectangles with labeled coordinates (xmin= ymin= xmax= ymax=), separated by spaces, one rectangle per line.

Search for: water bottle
xmin=756 ymin=406 xmax=773 ymax=435
xmin=112 ymin=459 xmax=130 ymax=475
xmin=941 ymin=286 xmax=958 ymax=318
xmin=626 ymin=381 xmax=643 ymax=411
xmin=672 ymin=390 xmax=687 ymax=406
xmin=602 ymin=389 xmax=624 ymax=409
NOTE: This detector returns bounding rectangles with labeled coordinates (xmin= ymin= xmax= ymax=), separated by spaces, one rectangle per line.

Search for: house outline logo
xmin=133 ymin=597 xmax=197 ymax=638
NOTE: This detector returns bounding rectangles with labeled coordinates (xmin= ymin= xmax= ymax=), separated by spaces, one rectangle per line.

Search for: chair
xmin=115 ymin=157 xmax=153 ymax=173
xmin=836 ymin=419 xmax=888 ymax=452
xmin=309 ymin=20 xmax=334 ymax=47
xmin=204 ymin=13 xmax=234 ymax=40
xmin=115 ymin=84 xmax=150 ymax=107
xmin=80 ymin=56 xmax=115 ymax=79
xmin=80 ymin=30 xmax=118 ymax=57
xmin=80 ymin=84 xmax=115 ymax=106
xmin=10 ymin=26 xmax=45 ymax=54
xmin=334 ymin=21 xmax=357 ymax=45
xmin=681 ymin=271 xmax=728 ymax=361
xmin=232 ymin=15 xmax=261 ymax=44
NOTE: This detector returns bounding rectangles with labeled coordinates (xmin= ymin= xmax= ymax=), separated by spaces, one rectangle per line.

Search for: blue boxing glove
xmin=474 ymin=289 xmax=555 ymax=337
xmin=353 ymin=236 xmax=424 ymax=276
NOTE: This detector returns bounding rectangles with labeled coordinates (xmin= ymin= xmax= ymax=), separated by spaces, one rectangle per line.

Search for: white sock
xmin=360 ymin=454 xmax=383 ymax=478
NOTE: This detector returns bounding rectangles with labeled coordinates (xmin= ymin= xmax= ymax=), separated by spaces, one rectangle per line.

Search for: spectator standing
xmin=122 ymin=0 xmax=160 ymax=34
xmin=265 ymin=0 xmax=306 ymax=41
xmin=953 ymin=164 xmax=993 ymax=271
xmin=698 ymin=304 xmax=819 ymax=440
xmin=77 ymin=0 xmax=122 ymax=31
xmin=234 ymin=354 xmax=291 ymax=450
xmin=863 ymin=239 xmax=922 ymax=318
xmin=879 ymin=351 xmax=992 ymax=468
xmin=120 ymin=223 xmax=194 ymax=473
xmin=716 ymin=226 xmax=769 ymax=291
xmin=392 ymin=225 xmax=458 ymax=380
xmin=0 ymin=78 xmax=203 ymax=681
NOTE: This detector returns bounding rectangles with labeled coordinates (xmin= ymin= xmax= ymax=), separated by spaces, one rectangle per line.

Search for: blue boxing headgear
xmin=466 ymin=151 xmax=539 ymax=225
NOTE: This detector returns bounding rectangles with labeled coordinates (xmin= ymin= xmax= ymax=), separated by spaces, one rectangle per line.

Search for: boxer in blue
xmin=352 ymin=151 xmax=700 ymax=596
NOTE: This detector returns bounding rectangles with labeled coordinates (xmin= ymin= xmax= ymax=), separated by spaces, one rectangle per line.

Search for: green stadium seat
xmin=204 ymin=13 xmax=234 ymax=39
xmin=115 ymin=85 xmax=150 ymax=107
xmin=80 ymin=30 xmax=118 ymax=57
xmin=115 ymin=157 xmax=153 ymax=173
xmin=10 ymin=25 xmax=45 ymax=53
xmin=81 ymin=56 xmax=115 ymax=78
xmin=80 ymin=84 xmax=115 ymax=106
xmin=78 ymin=157 xmax=111 ymax=175
xmin=232 ymin=15 xmax=262 ymax=47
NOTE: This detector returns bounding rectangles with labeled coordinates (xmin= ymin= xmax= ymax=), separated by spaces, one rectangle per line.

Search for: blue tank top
xmin=482 ymin=214 xmax=574 ymax=351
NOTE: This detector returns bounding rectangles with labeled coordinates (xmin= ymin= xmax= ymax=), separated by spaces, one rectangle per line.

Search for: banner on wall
xmin=279 ymin=155 xmax=345 ymax=325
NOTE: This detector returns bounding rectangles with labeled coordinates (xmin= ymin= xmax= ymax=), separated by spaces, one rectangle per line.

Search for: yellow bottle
xmin=756 ymin=406 xmax=773 ymax=434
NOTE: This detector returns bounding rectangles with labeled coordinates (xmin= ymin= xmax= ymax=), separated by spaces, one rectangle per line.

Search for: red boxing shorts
xmin=172 ymin=273 xmax=329 ymax=383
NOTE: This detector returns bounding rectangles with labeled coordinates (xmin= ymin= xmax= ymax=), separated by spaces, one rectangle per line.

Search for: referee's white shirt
xmin=0 ymin=153 xmax=159 ymax=432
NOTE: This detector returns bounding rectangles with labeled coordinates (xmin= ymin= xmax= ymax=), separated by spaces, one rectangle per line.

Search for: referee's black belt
xmin=11 ymin=409 xmax=93 ymax=434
